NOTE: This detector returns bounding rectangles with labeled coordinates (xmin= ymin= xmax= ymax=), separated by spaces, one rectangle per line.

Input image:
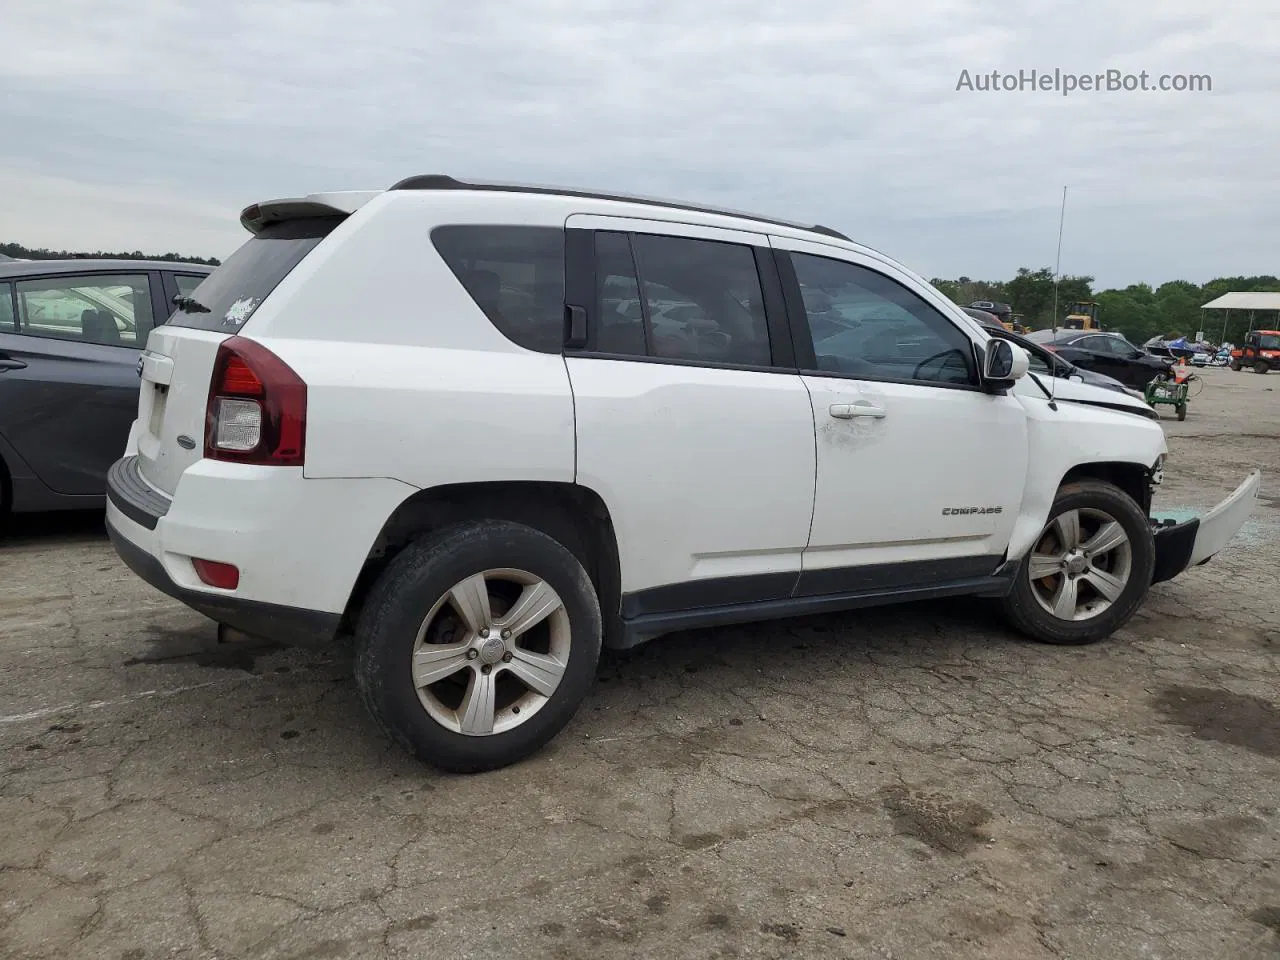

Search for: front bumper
xmin=1151 ymin=470 xmax=1261 ymax=584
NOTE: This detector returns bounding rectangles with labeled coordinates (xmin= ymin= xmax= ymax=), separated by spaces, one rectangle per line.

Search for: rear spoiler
xmin=239 ymin=191 xmax=380 ymax=234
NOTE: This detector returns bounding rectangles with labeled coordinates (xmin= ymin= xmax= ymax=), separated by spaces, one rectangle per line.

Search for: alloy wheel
xmin=411 ymin=568 xmax=571 ymax=736
xmin=1028 ymin=508 xmax=1133 ymax=622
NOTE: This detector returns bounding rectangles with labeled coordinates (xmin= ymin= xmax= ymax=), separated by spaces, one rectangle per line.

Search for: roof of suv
xmin=237 ymin=175 xmax=962 ymax=324
xmin=240 ymin=174 xmax=853 ymax=246
xmin=0 ymin=258 xmax=215 ymax=279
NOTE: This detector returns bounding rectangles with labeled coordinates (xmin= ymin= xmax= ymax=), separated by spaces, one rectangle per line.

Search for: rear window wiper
xmin=172 ymin=295 xmax=210 ymax=313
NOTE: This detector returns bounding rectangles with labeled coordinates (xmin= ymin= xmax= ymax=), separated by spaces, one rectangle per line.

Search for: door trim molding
xmin=613 ymin=555 xmax=1011 ymax=648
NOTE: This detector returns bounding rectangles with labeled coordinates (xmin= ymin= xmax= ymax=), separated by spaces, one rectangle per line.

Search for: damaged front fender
xmin=1150 ymin=470 xmax=1262 ymax=585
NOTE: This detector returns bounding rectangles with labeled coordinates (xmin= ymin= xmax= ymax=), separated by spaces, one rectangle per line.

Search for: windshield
xmin=165 ymin=216 xmax=343 ymax=332
xmin=1260 ymin=334 xmax=1280 ymax=349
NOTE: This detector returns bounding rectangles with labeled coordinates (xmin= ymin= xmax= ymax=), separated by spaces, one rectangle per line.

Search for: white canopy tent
xmin=1200 ymin=291 xmax=1280 ymax=344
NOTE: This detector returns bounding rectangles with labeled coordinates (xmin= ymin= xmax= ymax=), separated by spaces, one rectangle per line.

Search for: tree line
xmin=930 ymin=267 xmax=1280 ymax=345
xmin=1 ymin=242 xmax=220 ymax=266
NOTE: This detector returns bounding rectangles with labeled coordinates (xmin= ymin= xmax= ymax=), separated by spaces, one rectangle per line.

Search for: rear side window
xmin=167 ymin=217 xmax=342 ymax=332
xmin=15 ymin=273 xmax=153 ymax=347
xmin=0 ymin=283 xmax=13 ymax=332
xmin=431 ymin=225 xmax=566 ymax=354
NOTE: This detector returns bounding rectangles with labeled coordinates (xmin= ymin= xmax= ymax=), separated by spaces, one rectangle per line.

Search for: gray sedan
xmin=0 ymin=258 xmax=213 ymax=519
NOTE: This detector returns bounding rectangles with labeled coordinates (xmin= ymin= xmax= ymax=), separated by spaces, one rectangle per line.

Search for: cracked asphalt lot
xmin=3 ymin=368 xmax=1279 ymax=959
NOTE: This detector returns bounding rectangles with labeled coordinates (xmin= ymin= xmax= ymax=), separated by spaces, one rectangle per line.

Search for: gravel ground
xmin=1 ymin=366 xmax=1278 ymax=960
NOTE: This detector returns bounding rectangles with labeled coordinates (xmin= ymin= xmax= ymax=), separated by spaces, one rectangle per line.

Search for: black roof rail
xmin=388 ymin=174 xmax=851 ymax=242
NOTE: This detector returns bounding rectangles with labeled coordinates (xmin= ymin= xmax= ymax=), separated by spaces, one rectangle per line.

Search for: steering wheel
xmin=913 ymin=348 xmax=967 ymax=382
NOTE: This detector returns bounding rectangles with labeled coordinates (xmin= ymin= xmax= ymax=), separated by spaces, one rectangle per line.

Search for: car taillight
xmin=205 ymin=336 xmax=306 ymax=465
xmin=1043 ymin=345 xmax=1058 ymax=353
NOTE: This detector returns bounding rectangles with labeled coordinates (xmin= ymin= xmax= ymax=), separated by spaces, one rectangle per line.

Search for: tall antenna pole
xmin=1050 ymin=186 xmax=1067 ymax=403
xmin=1052 ymin=185 xmax=1067 ymax=337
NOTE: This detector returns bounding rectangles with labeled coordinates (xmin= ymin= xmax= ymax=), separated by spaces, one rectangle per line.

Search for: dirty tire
xmin=1000 ymin=480 xmax=1156 ymax=646
xmin=1230 ymin=359 xmax=1241 ymax=371
xmin=1176 ymin=403 xmax=1187 ymax=421
xmin=354 ymin=519 xmax=602 ymax=773
xmin=1255 ymin=361 xmax=1269 ymax=375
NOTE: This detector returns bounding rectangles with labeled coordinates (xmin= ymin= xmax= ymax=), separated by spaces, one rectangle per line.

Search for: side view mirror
xmin=982 ymin=339 xmax=1030 ymax=387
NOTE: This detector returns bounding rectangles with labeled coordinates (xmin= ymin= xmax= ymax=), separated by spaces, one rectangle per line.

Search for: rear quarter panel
xmin=246 ymin=194 xmax=575 ymax=489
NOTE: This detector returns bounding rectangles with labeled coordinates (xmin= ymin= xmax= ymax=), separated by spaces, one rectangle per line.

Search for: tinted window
xmin=1112 ymin=337 xmax=1140 ymax=358
xmin=167 ymin=217 xmax=341 ymax=332
xmin=630 ymin=234 xmax=771 ymax=366
xmin=1075 ymin=336 xmax=1110 ymax=354
xmin=790 ymin=253 xmax=974 ymax=386
xmin=432 ymin=225 xmax=566 ymax=354
xmin=594 ymin=231 xmax=647 ymax=356
xmin=173 ymin=274 xmax=205 ymax=297
xmin=1085 ymin=336 xmax=1133 ymax=357
xmin=0 ymin=283 xmax=13 ymax=332
xmin=15 ymin=274 xmax=153 ymax=347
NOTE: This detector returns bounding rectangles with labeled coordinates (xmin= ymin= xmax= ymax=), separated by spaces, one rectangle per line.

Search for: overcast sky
xmin=2 ymin=0 xmax=1276 ymax=289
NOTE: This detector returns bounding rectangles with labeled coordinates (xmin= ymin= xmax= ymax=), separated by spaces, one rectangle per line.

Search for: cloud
xmin=2 ymin=0 xmax=1277 ymax=286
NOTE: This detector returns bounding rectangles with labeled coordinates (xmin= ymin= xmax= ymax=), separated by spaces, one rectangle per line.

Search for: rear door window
xmin=631 ymin=233 xmax=772 ymax=366
xmin=14 ymin=274 xmax=153 ymax=347
xmin=593 ymin=231 xmax=647 ymax=356
xmin=431 ymin=225 xmax=566 ymax=354
xmin=584 ymin=230 xmax=773 ymax=367
xmin=167 ymin=217 xmax=342 ymax=332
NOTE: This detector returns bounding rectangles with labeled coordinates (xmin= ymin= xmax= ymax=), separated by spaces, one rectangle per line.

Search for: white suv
xmin=106 ymin=175 xmax=1261 ymax=772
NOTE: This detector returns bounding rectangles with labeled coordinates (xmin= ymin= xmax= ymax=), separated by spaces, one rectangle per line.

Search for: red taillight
xmin=1043 ymin=345 xmax=1059 ymax=352
xmin=192 ymin=558 xmax=240 ymax=590
xmin=205 ymin=336 xmax=306 ymax=466
xmin=220 ymin=356 xmax=264 ymax=395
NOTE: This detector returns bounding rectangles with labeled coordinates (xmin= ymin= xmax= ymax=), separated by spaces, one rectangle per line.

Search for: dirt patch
xmin=881 ymin=786 xmax=992 ymax=854
xmin=1151 ymin=686 xmax=1280 ymax=759
xmin=1248 ymin=906 xmax=1280 ymax=933
xmin=1161 ymin=815 xmax=1265 ymax=859
xmin=759 ymin=922 xmax=800 ymax=942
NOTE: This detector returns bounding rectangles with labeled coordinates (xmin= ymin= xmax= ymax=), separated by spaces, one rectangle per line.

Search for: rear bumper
xmin=107 ymin=517 xmax=341 ymax=646
xmin=1151 ymin=470 xmax=1261 ymax=584
xmin=104 ymin=454 xmax=417 ymax=647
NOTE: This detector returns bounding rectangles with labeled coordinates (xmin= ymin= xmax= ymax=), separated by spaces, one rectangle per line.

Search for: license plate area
xmin=148 ymin=383 xmax=168 ymax=438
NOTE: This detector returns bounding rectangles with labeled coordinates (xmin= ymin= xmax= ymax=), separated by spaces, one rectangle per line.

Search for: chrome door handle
xmin=829 ymin=402 xmax=886 ymax=419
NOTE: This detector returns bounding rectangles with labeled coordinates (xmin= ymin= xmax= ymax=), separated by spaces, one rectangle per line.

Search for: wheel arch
xmin=1060 ymin=461 xmax=1153 ymax=516
xmin=341 ymin=480 xmax=623 ymax=647
xmin=1007 ymin=449 xmax=1160 ymax=563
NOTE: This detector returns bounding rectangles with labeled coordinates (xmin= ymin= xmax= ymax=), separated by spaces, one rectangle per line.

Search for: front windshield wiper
xmin=172 ymin=295 xmax=210 ymax=314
